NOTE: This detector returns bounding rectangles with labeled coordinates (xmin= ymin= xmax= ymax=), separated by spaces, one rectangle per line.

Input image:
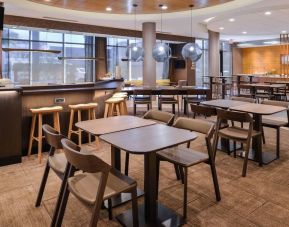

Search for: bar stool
xmin=28 ymin=106 xmax=63 ymax=163
xmin=112 ymin=92 xmax=128 ymax=115
xmin=104 ymin=97 xmax=126 ymax=117
xmin=68 ymin=103 xmax=99 ymax=146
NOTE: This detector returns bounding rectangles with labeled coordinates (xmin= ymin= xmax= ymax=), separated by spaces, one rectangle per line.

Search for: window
xmin=2 ymin=27 xmax=95 ymax=85
xmin=221 ymin=42 xmax=232 ymax=77
xmin=195 ymin=39 xmax=209 ymax=86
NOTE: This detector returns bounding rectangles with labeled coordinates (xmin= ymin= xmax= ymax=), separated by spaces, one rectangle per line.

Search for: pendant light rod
xmin=133 ymin=3 xmax=137 ymax=43
xmin=159 ymin=4 xmax=163 ymax=40
xmin=189 ymin=4 xmax=194 ymax=41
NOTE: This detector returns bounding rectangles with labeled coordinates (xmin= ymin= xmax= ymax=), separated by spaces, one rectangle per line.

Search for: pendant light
xmin=125 ymin=4 xmax=144 ymax=62
xmin=152 ymin=4 xmax=171 ymax=62
xmin=181 ymin=5 xmax=202 ymax=69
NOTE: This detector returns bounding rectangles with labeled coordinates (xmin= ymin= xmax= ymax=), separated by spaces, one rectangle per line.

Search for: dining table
xmin=101 ymin=123 xmax=197 ymax=226
xmin=202 ymin=99 xmax=286 ymax=165
xmin=239 ymin=83 xmax=286 ymax=98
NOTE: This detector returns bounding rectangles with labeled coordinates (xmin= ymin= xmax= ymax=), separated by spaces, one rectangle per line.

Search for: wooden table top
xmin=230 ymin=103 xmax=286 ymax=115
xmin=240 ymin=83 xmax=286 ymax=88
xmin=100 ymin=124 xmax=197 ymax=154
xmin=201 ymin=99 xmax=248 ymax=109
xmin=122 ymin=86 xmax=210 ymax=91
xmin=76 ymin=116 xmax=156 ymax=136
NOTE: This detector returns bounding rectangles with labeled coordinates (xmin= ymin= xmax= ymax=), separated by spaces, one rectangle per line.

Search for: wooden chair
xmin=183 ymin=88 xmax=207 ymax=115
xmin=28 ymin=106 xmax=63 ymax=163
xmin=133 ymin=89 xmax=152 ymax=116
xmin=35 ymin=124 xmax=67 ymax=226
xmin=213 ymin=109 xmax=262 ymax=177
xmin=156 ymin=118 xmax=221 ymax=220
xmin=158 ymin=89 xmax=179 ymax=114
xmin=261 ymin=100 xmax=289 ymax=158
xmin=55 ymin=138 xmax=139 ymax=227
xmin=68 ymin=103 xmax=99 ymax=146
xmin=124 ymin=110 xmax=175 ymax=176
xmin=272 ymin=85 xmax=287 ymax=101
xmin=231 ymin=96 xmax=256 ymax=103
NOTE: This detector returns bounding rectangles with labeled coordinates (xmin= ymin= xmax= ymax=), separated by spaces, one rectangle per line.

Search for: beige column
xmin=142 ymin=22 xmax=156 ymax=86
xmin=208 ymin=30 xmax=220 ymax=77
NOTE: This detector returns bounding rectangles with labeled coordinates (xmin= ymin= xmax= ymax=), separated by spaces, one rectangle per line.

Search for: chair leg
xmin=183 ymin=167 xmax=188 ymax=221
xmin=179 ymin=166 xmax=185 ymax=184
xmin=173 ymin=164 xmax=180 ymax=180
xmin=233 ymin=141 xmax=237 ymax=158
xmin=172 ymin=104 xmax=175 ymax=114
xmin=276 ymin=128 xmax=280 ymax=158
xmin=77 ymin=110 xmax=82 ymax=146
xmin=209 ymin=158 xmax=221 ymax=201
xmin=125 ymin=152 xmax=129 ymax=176
xmin=131 ymin=187 xmax=139 ymax=227
xmin=107 ymin=199 xmax=113 ymax=220
xmin=68 ymin=110 xmax=74 ymax=139
xmin=147 ymin=104 xmax=149 ymax=111
xmin=133 ymin=104 xmax=136 ymax=116
xmin=28 ymin=114 xmax=36 ymax=156
xmin=35 ymin=157 xmax=51 ymax=207
xmin=242 ymin=144 xmax=250 ymax=177
xmin=156 ymin=158 xmax=160 ymax=200
xmin=262 ymin=126 xmax=266 ymax=144
xmin=37 ymin=114 xmax=43 ymax=163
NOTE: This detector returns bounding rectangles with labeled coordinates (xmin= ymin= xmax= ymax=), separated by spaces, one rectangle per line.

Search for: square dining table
xmin=100 ymin=123 xmax=197 ymax=227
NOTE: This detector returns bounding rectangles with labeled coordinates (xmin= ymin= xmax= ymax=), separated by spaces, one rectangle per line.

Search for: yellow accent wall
xmin=242 ymin=46 xmax=281 ymax=74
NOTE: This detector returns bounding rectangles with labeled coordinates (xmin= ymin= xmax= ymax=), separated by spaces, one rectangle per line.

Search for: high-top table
xmin=239 ymin=83 xmax=286 ymax=98
xmin=205 ymin=76 xmax=232 ymax=99
xmin=202 ymin=99 xmax=286 ymax=164
xmin=100 ymin=123 xmax=197 ymax=226
xmin=76 ymin=116 xmax=156 ymax=209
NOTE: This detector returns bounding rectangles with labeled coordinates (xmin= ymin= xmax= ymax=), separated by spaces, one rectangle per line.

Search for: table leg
xmin=237 ymin=76 xmax=241 ymax=96
xmin=111 ymin=146 xmax=121 ymax=171
xmin=222 ymin=78 xmax=226 ymax=99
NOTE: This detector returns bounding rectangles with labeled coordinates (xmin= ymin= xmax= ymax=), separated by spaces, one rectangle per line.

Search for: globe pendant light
xmin=152 ymin=4 xmax=171 ymax=62
xmin=125 ymin=4 xmax=144 ymax=62
xmin=181 ymin=5 xmax=202 ymax=69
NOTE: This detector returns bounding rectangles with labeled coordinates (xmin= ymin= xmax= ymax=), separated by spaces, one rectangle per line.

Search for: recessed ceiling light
xmin=229 ymin=18 xmax=235 ymax=22
xmin=106 ymin=7 xmax=112 ymax=11
xmin=282 ymin=30 xmax=287 ymax=34
xmin=242 ymin=31 xmax=247 ymax=34
xmin=161 ymin=5 xmax=168 ymax=10
xmin=219 ymin=27 xmax=224 ymax=30
xmin=265 ymin=11 xmax=271 ymax=15
xmin=44 ymin=0 xmax=51 ymax=2
xmin=203 ymin=17 xmax=215 ymax=23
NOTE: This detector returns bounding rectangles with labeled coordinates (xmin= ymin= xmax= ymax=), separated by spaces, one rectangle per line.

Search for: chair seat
xmin=263 ymin=110 xmax=288 ymax=127
xmin=30 ymin=106 xmax=63 ymax=114
xmin=185 ymin=97 xmax=206 ymax=104
xmin=48 ymin=153 xmax=67 ymax=175
xmin=219 ymin=126 xmax=261 ymax=140
xmin=69 ymin=103 xmax=98 ymax=110
xmin=157 ymin=146 xmax=209 ymax=167
xmin=207 ymin=120 xmax=228 ymax=129
xmin=68 ymin=169 xmax=136 ymax=205
xmin=134 ymin=96 xmax=151 ymax=104
xmin=105 ymin=98 xmax=124 ymax=104
xmin=159 ymin=97 xmax=178 ymax=103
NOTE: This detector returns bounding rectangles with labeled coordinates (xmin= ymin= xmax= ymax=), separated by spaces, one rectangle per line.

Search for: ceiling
xmin=3 ymin=0 xmax=289 ymax=42
xmin=28 ymin=0 xmax=233 ymax=14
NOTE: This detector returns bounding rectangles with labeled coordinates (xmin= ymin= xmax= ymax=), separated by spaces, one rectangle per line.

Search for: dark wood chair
xmin=261 ymin=100 xmax=289 ymax=158
xmin=213 ymin=109 xmax=262 ymax=177
xmin=158 ymin=89 xmax=179 ymax=114
xmin=133 ymin=89 xmax=152 ymax=115
xmin=156 ymin=118 xmax=221 ymax=220
xmin=124 ymin=110 xmax=175 ymax=176
xmin=184 ymin=88 xmax=207 ymax=115
xmin=35 ymin=124 xmax=67 ymax=227
xmin=273 ymin=84 xmax=287 ymax=101
xmin=55 ymin=138 xmax=139 ymax=227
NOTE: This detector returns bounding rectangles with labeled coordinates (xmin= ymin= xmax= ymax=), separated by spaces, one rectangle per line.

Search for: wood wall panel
xmin=242 ymin=46 xmax=281 ymax=74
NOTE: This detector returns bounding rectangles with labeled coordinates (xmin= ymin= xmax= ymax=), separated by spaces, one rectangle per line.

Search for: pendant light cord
xmin=159 ymin=4 xmax=163 ymax=43
xmin=133 ymin=4 xmax=137 ymax=43
xmin=190 ymin=4 xmax=194 ymax=42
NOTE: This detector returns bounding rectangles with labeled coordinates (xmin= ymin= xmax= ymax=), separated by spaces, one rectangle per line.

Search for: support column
xmin=142 ymin=22 xmax=156 ymax=86
xmin=208 ymin=30 xmax=220 ymax=77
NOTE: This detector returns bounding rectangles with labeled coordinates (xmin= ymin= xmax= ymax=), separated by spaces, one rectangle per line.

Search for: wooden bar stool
xmin=68 ymin=103 xmax=99 ymax=146
xmin=28 ymin=106 xmax=63 ymax=163
xmin=104 ymin=97 xmax=126 ymax=117
xmin=112 ymin=93 xmax=128 ymax=115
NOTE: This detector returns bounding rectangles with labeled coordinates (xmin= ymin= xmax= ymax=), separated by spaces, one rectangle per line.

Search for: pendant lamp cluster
xmin=125 ymin=4 xmax=144 ymax=62
xmin=152 ymin=4 xmax=171 ymax=62
xmin=181 ymin=4 xmax=202 ymax=69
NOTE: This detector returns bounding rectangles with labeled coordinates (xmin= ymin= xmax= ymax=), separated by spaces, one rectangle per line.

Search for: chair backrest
xmin=177 ymin=80 xmax=187 ymax=88
xmin=190 ymin=104 xmax=217 ymax=118
xmin=231 ymin=96 xmax=256 ymax=103
xmin=43 ymin=124 xmax=66 ymax=150
xmin=133 ymin=89 xmax=152 ymax=96
xmin=217 ymin=108 xmax=253 ymax=123
xmin=143 ymin=110 xmax=174 ymax=126
xmin=173 ymin=117 xmax=214 ymax=136
xmin=261 ymin=100 xmax=289 ymax=108
xmin=160 ymin=89 xmax=178 ymax=96
xmin=61 ymin=138 xmax=111 ymax=174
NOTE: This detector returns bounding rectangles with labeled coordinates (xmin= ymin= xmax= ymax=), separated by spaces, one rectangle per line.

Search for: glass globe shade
xmin=152 ymin=43 xmax=171 ymax=62
xmin=125 ymin=43 xmax=144 ymax=62
xmin=181 ymin=43 xmax=202 ymax=62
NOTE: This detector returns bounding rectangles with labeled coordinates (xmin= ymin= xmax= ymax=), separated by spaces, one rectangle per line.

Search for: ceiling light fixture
xmin=242 ymin=31 xmax=247 ymax=34
xmin=125 ymin=4 xmax=144 ymax=62
xmin=161 ymin=5 xmax=168 ymax=10
xmin=229 ymin=18 xmax=235 ymax=22
xmin=282 ymin=30 xmax=287 ymax=34
xmin=106 ymin=7 xmax=112 ymax=12
xmin=203 ymin=17 xmax=215 ymax=23
xmin=152 ymin=4 xmax=171 ymax=62
xmin=181 ymin=4 xmax=202 ymax=70
xmin=219 ymin=27 xmax=224 ymax=30
xmin=265 ymin=11 xmax=271 ymax=15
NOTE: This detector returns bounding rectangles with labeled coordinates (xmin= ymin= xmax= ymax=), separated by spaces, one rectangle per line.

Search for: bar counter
xmin=0 ymin=79 xmax=123 ymax=166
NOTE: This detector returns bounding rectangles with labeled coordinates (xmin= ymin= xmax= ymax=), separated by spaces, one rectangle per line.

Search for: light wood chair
xmin=213 ymin=109 xmax=262 ymax=177
xmin=124 ymin=110 xmax=175 ymax=176
xmin=261 ymin=100 xmax=289 ymax=158
xmin=156 ymin=118 xmax=221 ymax=220
xmin=68 ymin=103 xmax=99 ymax=146
xmin=55 ymin=138 xmax=139 ymax=227
xmin=28 ymin=106 xmax=63 ymax=163
xmin=112 ymin=92 xmax=128 ymax=114
xmin=35 ymin=124 xmax=67 ymax=227
xmin=104 ymin=97 xmax=127 ymax=117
